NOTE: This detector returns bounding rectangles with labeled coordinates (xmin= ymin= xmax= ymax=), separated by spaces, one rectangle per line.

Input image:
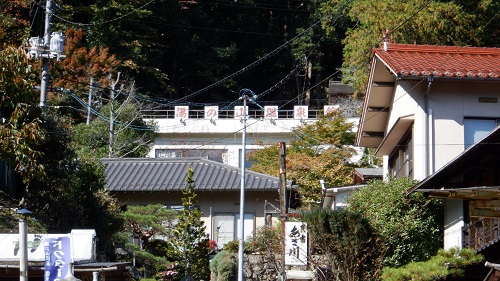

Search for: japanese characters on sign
xmin=234 ymin=106 xmax=248 ymax=119
xmin=285 ymin=222 xmax=308 ymax=266
xmin=294 ymin=106 xmax=308 ymax=120
xmin=264 ymin=106 xmax=278 ymax=119
xmin=324 ymin=105 xmax=339 ymax=115
xmin=175 ymin=106 xmax=189 ymax=120
xmin=204 ymin=106 xmax=218 ymax=120
xmin=44 ymin=236 xmax=71 ymax=281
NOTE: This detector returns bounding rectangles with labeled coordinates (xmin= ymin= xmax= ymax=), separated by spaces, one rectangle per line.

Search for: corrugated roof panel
xmin=143 ymin=162 xmax=161 ymax=189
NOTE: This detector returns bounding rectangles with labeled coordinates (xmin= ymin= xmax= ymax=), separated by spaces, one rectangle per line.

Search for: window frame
xmin=388 ymin=127 xmax=413 ymax=178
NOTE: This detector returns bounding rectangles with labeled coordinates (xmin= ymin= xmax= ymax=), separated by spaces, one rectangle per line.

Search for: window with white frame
xmin=389 ymin=128 xmax=413 ymax=178
xmin=155 ymin=149 xmax=227 ymax=163
xmin=464 ymin=118 xmax=500 ymax=149
xmin=213 ymin=212 xmax=254 ymax=249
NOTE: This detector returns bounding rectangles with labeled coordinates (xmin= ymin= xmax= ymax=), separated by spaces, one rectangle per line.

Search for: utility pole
xmin=109 ymin=73 xmax=120 ymax=158
xmin=87 ymin=77 xmax=94 ymax=126
xmin=237 ymin=89 xmax=253 ymax=281
xmin=279 ymin=142 xmax=287 ymax=280
xmin=17 ymin=208 xmax=32 ymax=281
xmin=304 ymin=59 xmax=312 ymax=107
xmin=39 ymin=0 xmax=52 ymax=107
xmin=27 ymin=0 xmax=65 ymax=107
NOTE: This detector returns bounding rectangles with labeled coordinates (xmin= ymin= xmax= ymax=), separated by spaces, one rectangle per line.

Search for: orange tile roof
xmin=374 ymin=43 xmax=500 ymax=79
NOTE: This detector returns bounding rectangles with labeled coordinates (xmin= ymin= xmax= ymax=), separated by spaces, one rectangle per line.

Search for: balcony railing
xmin=141 ymin=109 xmax=324 ymax=119
xmin=462 ymin=218 xmax=500 ymax=251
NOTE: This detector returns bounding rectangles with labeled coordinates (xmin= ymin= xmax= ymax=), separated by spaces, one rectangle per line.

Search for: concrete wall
xmin=148 ymin=118 xmax=308 ymax=167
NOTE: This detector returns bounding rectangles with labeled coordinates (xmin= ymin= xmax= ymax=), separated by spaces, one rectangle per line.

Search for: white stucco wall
xmin=386 ymin=79 xmax=500 ymax=249
xmin=372 ymin=79 xmax=500 ymax=249
xmin=443 ymin=199 xmax=465 ymax=249
xmin=386 ymin=80 xmax=500 ymax=179
xmin=148 ymin=116 xmax=362 ymax=167
xmin=147 ymin=118 xmax=309 ymax=166
xmin=429 ymin=81 xmax=500 ymax=249
xmin=428 ymin=81 xmax=500 ymax=173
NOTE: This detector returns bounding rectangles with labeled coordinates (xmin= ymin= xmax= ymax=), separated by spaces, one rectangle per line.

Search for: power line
xmin=305 ymin=0 xmax=432 ymax=94
xmin=183 ymin=0 xmax=437 ymax=150
xmin=356 ymin=5 xmax=500 ymax=139
xmin=49 ymin=0 xmax=155 ymax=27
xmin=173 ymin=1 xmax=355 ymax=104
xmin=125 ymin=19 xmax=286 ymax=37
xmin=171 ymin=19 xmax=323 ymax=104
xmin=195 ymin=1 xmax=310 ymax=12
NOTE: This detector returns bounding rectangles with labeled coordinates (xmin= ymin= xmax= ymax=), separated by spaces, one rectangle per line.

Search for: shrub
xmin=381 ymin=248 xmax=483 ymax=281
xmin=301 ymin=208 xmax=385 ymax=281
xmin=348 ymin=177 xmax=443 ymax=267
xmin=246 ymin=225 xmax=282 ymax=254
xmin=222 ymin=240 xmax=240 ymax=253
xmin=210 ymin=251 xmax=237 ymax=281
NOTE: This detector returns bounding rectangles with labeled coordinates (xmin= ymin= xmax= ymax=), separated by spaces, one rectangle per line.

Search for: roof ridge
xmin=380 ymin=43 xmax=500 ymax=55
xmin=102 ymin=157 xmax=206 ymax=162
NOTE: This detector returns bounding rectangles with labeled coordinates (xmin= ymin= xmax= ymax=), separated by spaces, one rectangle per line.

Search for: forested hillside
xmin=3 ymin=0 xmax=499 ymax=111
xmin=28 ymin=0 xmax=348 ymax=109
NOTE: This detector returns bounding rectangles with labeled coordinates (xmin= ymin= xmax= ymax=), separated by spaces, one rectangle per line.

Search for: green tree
xmin=248 ymin=110 xmax=356 ymax=203
xmin=301 ymin=208 xmax=386 ymax=281
xmin=70 ymin=0 xmax=339 ymax=104
xmin=0 ymin=45 xmax=123 ymax=260
xmin=73 ymin=98 xmax=156 ymax=159
xmin=168 ymin=168 xmax=210 ymax=281
xmin=347 ymin=177 xmax=443 ymax=267
xmin=381 ymin=248 xmax=483 ymax=281
xmin=23 ymin=111 xmax=124 ymax=259
xmin=320 ymin=0 xmax=499 ymax=93
xmin=0 ymin=46 xmax=45 ymax=189
xmin=116 ymin=204 xmax=177 ymax=276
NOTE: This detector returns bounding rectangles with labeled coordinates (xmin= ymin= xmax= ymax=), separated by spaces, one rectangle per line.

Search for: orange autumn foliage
xmin=52 ymin=28 xmax=120 ymax=92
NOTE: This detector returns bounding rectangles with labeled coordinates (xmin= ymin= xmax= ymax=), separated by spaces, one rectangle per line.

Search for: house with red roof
xmin=356 ymin=42 xmax=500 ymax=255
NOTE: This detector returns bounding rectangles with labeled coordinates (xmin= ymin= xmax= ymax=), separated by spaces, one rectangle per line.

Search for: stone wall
xmin=243 ymin=254 xmax=330 ymax=281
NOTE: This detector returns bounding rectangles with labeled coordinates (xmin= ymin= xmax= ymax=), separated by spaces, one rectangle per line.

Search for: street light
xmin=17 ymin=208 xmax=32 ymax=281
xmin=237 ymin=88 xmax=256 ymax=281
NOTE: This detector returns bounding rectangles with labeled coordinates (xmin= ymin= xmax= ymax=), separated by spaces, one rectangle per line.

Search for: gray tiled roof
xmin=102 ymin=157 xmax=281 ymax=192
xmin=354 ymin=168 xmax=383 ymax=177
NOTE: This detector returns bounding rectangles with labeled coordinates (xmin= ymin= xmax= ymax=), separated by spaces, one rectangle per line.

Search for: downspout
xmin=424 ymin=76 xmax=434 ymax=177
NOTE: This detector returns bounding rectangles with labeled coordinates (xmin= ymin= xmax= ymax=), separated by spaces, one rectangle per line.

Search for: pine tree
xmin=168 ymin=168 xmax=210 ymax=281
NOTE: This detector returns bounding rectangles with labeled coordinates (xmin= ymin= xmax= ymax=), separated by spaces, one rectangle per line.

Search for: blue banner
xmin=44 ymin=237 xmax=71 ymax=281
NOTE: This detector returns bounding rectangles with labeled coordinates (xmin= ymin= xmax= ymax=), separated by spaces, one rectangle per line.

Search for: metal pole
xmin=237 ymin=93 xmax=247 ymax=281
xmin=279 ymin=142 xmax=287 ymax=279
xmin=109 ymin=73 xmax=120 ymax=158
xmin=19 ymin=218 xmax=28 ymax=281
xmin=87 ymin=77 xmax=94 ymax=126
xmin=279 ymin=142 xmax=287 ymax=215
xmin=40 ymin=0 xmax=52 ymax=107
